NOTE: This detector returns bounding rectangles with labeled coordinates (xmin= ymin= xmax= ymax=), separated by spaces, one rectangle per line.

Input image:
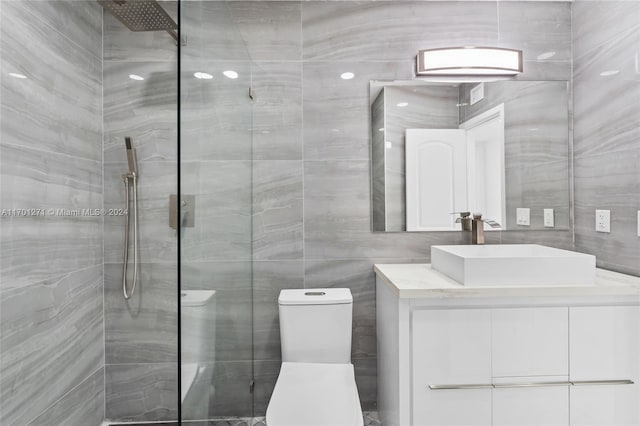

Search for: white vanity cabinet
xmin=569 ymin=307 xmax=640 ymax=426
xmin=375 ymin=264 xmax=640 ymax=426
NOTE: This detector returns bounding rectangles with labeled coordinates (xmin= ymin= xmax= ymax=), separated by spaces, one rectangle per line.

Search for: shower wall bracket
xmin=170 ymin=194 xmax=195 ymax=229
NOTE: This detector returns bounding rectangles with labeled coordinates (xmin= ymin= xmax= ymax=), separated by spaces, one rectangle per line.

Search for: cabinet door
xmin=493 ymin=385 xmax=569 ymax=426
xmin=492 ymin=307 xmax=568 ymax=377
xmin=412 ymin=309 xmax=491 ymax=426
xmin=569 ymin=306 xmax=640 ymax=426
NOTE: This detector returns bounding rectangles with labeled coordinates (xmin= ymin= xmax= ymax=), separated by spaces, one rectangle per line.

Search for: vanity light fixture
xmin=416 ymin=47 xmax=523 ymax=76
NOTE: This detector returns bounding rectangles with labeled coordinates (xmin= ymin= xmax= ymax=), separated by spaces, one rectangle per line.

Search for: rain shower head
xmin=125 ymin=136 xmax=138 ymax=176
xmin=98 ymin=0 xmax=178 ymax=42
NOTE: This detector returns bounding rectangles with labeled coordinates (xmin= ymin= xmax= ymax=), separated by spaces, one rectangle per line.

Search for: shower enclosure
xmin=0 ymin=0 xmax=258 ymax=423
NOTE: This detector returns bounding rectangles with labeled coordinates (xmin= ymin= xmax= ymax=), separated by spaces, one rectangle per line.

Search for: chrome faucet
xmin=470 ymin=213 xmax=501 ymax=245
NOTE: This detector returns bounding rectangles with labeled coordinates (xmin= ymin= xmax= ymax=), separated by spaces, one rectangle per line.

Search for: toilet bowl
xmin=266 ymin=288 xmax=363 ymax=426
xmin=267 ymin=362 xmax=363 ymax=426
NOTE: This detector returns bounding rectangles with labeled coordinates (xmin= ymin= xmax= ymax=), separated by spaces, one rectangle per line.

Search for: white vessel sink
xmin=431 ymin=244 xmax=596 ymax=287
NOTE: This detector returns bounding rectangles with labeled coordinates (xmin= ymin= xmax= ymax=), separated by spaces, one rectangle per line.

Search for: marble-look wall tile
xmin=573 ymin=18 xmax=640 ymax=159
xmin=27 ymin=367 xmax=105 ymax=426
xmin=0 ymin=266 xmax=103 ymax=426
xmin=181 ymin=261 xmax=253 ymax=362
xmin=498 ymin=2 xmax=572 ymax=63
xmin=105 ymin=363 xmax=178 ymax=422
xmin=103 ymin=61 xmax=178 ymax=163
xmin=353 ymin=358 xmax=377 ymax=411
xmin=251 ymin=62 xmax=303 ymax=160
xmin=253 ymin=161 xmax=303 ymax=260
xmin=0 ymin=148 xmax=103 ymax=292
xmin=253 ymin=360 xmax=281 ymax=417
xmin=302 ymin=1 xmax=499 ymax=61
xmin=0 ymin=144 xmax=102 ymax=212
xmin=574 ymin=150 xmax=640 ymax=275
xmin=105 ymin=262 xmax=178 ymax=364
xmin=572 ymin=0 xmax=640 ymax=63
xmin=180 ymin=60 xmax=253 ymax=161
xmin=303 ymin=61 xmax=413 ymax=161
xmin=10 ymin=0 xmax=103 ymax=60
xmin=103 ymin=7 xmax=179 ymax=421
xmin=181 ymin=161 xmax=252 ymax=262
xmin=573 ymin=0 xmax=640 ymax=277
xmin=182 ymin=1 xmax=301 ymax=62
xmin=1 ymin=2 xmax=102 ymax=161
xmin=206 ymin=361 xmax=253 ymax=418
xmin=252 ymin=260 xmax=304 ymax=361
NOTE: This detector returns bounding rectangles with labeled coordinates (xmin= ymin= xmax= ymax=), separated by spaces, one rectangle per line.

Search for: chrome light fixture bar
xmin=416 ymin=47 xmax=523 ymax=76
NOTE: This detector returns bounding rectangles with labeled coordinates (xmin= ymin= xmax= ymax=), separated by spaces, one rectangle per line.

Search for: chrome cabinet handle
xmin=572 ymin=380 xmax=634 ymax=386
xmin=429 ymin=379 xmax=634 ymax=390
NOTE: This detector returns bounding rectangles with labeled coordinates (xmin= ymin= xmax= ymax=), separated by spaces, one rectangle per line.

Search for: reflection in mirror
xmin=370 ymin=80 xmax=570 ymax=233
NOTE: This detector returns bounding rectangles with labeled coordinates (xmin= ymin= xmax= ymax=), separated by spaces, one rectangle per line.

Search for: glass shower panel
xmin=179 ymin=1 xmax=254 ymax=422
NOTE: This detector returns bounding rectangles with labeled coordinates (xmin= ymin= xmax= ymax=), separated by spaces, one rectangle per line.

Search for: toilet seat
xmin=266 ymin=362 xmax=364 ymax=426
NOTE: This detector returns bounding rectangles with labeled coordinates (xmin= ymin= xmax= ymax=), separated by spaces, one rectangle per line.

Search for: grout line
xmin=0 ymin=263 xmax=103 ymax=296
xmin=102 ymin=4 xmax=108 ymax=421
xmin=1 ymin=141 xmax=102 ymax=165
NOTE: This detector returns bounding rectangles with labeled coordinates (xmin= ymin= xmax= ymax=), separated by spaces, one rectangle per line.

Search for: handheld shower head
xmin=125 ymin=136 xmax=138 ymax=176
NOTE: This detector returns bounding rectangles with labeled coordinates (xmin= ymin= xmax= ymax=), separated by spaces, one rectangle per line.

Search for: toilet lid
xmin=266 ymin=362 xmax=363 ymax=426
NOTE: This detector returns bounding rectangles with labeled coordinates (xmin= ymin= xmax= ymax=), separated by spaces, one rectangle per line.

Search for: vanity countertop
xmin=374 ymin=263 xmax=640 ymax=299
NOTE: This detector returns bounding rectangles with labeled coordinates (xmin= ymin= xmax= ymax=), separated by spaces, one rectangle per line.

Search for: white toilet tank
xmin=278 ymin=288 xmax=353 ymax=363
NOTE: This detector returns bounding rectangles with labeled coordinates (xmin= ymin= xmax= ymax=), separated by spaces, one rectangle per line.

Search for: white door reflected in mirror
xmin=406 ymin=104 xmax=505 ymax=232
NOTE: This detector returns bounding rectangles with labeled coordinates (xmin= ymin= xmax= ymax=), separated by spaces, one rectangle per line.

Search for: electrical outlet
xmin=516 ymin=208 xmax=530 ymax=226
xmin=544 ymin=209 xmax=555 ymax=228
xmin=595 ymin=209 xmax=610 ymax=233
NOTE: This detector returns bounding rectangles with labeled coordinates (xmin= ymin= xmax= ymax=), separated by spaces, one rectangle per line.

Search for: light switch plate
xmin=595 ymin=209 xmax=610 ymax=233
xmin=516 ymin=208 xmax=530 ymax=226
xmin=543 ymin=209 xmax=555 ymax=228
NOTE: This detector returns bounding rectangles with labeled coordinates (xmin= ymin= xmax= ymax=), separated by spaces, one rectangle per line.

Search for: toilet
xmin=266 ymin=288 xmax=364 ymax=426
xmin=180 ymin=290 xmax=217 ymax=421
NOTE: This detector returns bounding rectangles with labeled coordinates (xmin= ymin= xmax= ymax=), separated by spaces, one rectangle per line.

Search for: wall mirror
xmin=370 ymin=79 xmax=571 ymax=232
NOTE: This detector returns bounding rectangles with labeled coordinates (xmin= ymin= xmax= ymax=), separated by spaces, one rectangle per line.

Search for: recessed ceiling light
xmin=600 ymin=70 xmax=620 ymax=77
xmin=223 ymin=70 xmax=239 ymax=79
xmin=194 ymin=72 xmax=213 ymax=80
xmin=340 ymin=72 xmax=355 ymax=80
xmin=378 ymin=127 xmax=385 ymax=132
xmin=129 ymin=74 xmax=144 ymax=81
xmin=8 ymin=72 xmax=27 ymax=79
xmin=397 ymin=102 xmax=409 ymax=107
xmin=537 ymin=51 xmax=556 ymax=60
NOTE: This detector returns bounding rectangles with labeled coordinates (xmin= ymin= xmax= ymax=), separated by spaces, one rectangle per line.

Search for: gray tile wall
xmin=0 ymin=1 xmax=104 ymax=425
xmin=459 ymin=80 xmax=572 ymax=230
xmin=102 ymin=2 xmax=179 ymax=422
xmin=572 ymin=1 xmax=640 ymax=276
xmin=207 ymin=0 xmax=573 ymax=416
